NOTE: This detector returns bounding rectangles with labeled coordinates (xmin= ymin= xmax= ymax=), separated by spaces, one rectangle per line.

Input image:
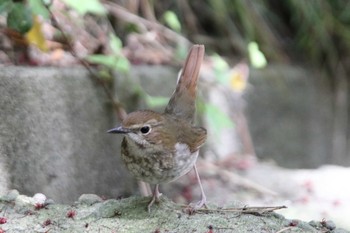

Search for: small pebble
xmin=33 ymin=193 xmax=46 ymax=205
xmin=78 ymin=194 xmax=103 ymax=206
xmin=309 ymin=220 xmax=321 ymax=228
xmin=45 ymin=199 xmax=55 ymax=205
xmin=323 ymin=220 xmax=336 ymax=230
xmin=0 ymin=190 xmax=19 ymax=202
xmin=15 ymin=195 xmax=35 ymax=207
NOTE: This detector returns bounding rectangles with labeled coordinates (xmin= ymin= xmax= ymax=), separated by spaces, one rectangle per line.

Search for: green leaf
xmin=0 ymin=0 xmax=13 ymax=13
xmin=163 ymin=10 xmax=181 ymax=32
xmin=7 ymin=3 xmax=33 ymax=34
xmin=109 ymin=33 xmax=122 ymax=54
xmin=115 ymin=57 xmax=130 ymax=74
xmin=205 ymin=103 xmax=234 ymax=135
xmin=211 ymin=54 xmax=229 ymax=84
xmin=145 ymin=95 xmax=169 ymax=108
xmin=107 ymin=34 xmax=130 ymax=73
xmin=248 ymin=41 xmax=267 ymax=69
xmin=86 ymin=54 xmax=117 ymax=69
xmin=62 ymin=0 xmax=106 ymax=15
xmin=86 ymin=54 xmax=130 ymax=73
xmin=28 ymin=0 xmax=49 ymax=19
xmin=212 ymin=54 xmax=229 ymax=71
xmin=97 ymin=68 xmax=113 ymax=81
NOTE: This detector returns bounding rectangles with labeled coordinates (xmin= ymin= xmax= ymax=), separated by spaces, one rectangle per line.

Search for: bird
xmin=108 ymin=44 xmax=207 ymax=212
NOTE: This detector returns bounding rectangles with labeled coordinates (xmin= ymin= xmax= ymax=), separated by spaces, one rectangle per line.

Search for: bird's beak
xmin=107 ymin=126 xmax=130 ymax=134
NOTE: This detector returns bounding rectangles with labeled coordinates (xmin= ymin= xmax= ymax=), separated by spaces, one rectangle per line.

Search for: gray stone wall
xmin=0 ymin=67 xmax=135 ymax=202
xmin=246 ymin=65 xmax=336 ymax=168
xmin=0 ymin=64 xmax=345 ymax=202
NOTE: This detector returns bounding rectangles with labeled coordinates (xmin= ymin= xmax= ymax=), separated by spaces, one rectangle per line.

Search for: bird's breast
xmin=121 ymin=138 xmax=198 ymax=184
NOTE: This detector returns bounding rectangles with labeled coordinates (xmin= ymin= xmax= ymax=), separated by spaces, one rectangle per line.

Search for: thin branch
xmin=44 ymin=3 xmax=127 ymax=121
xmin=102 ymin=1 xmax=191 ymax=46
xmin=181 ymin=205 xmax=287 ymax=215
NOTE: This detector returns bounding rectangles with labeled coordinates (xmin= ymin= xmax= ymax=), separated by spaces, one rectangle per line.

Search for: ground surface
xmin=159 ymin=161 xmax=350 ymax=232
xmin=0 ymin=190 xmax=348 ymax=233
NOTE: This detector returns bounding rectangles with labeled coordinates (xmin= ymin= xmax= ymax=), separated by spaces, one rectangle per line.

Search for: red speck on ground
xmin=289 ymin=220 xmax=299 ymax=227
xmin=0 ymin=218 xmax=7 ymax=224
xmin=35 ymin=203 xmax=45 ymax=210
xmin=66 ymin=210 xmax=76 ymax=219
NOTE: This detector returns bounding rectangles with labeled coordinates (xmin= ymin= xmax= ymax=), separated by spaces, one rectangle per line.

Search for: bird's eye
xmin=140 ymin=126 xmax=150 ymax=134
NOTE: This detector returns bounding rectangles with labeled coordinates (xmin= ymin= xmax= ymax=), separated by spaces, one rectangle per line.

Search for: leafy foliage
xmin=145 ymin=95 xmax=169 ymax=108
xmin=201 ymin=102 xmax=235 ymax=137
xmin=0 ymin=0 xmax=12 ymax=13
xmin=163 ymin=11 xmax=181 ymax=32
xmin=61 ymin=0 xmax=106 ymax=15
xmin=6 ymin=3 xmax=33 ymax=34
xmin=86 ymin=34 xmax=130 ymax=73
xmin=28 ymin=0 xmax=49 ymax=19
xmin=248 ymin=42 xmax=267 ymax=69
xmin=25 ymin=16 xmax=48 ymax=51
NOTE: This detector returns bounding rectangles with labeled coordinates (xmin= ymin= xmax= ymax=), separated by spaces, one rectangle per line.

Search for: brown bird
xmin=108 ymin=45 xmax=207 ymax=212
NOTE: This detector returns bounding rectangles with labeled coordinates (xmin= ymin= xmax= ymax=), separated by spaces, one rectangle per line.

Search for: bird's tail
xmin=164 ymin=44 xmax=205 ymax=123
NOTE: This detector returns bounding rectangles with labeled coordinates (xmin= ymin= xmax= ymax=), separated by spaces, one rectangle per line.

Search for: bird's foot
xmin=147 ymin=184 xmax=162 ymax=213
xmin=184 ymin=195 xmax=208 ymax=214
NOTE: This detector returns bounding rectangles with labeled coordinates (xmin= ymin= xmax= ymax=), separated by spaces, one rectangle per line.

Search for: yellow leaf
xmin=228 ymin=63 xmax=249 ymax=93
xmin=25 ymin=15 xmax=48 ymax=52
xmin=230 ymin=73 xmax=246 ymax=92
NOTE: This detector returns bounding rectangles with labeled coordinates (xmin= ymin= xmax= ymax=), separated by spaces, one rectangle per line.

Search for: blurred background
xmin=0 ymin=0 xmax=349 ymax=230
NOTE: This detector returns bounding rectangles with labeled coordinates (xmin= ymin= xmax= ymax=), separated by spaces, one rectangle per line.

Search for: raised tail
xmin=164 ymin=44 xmax=205 ymax=123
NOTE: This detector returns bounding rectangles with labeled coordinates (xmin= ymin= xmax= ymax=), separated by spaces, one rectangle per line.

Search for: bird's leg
xmin=147 ymin=184 xmax=162 ymax=212
xmin=138 ymin=181 xmax=152 ymax=196
xmin=192 ymin=164 xmax=207 ymax=209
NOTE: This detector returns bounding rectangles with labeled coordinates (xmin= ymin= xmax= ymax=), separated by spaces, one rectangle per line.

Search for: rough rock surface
xmin=0 ymin=191 xmax=348 ymax=233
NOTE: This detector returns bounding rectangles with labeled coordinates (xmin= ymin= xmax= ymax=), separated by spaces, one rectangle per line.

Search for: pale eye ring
xmin=140 ymin=125 xmax=151 ymax=134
